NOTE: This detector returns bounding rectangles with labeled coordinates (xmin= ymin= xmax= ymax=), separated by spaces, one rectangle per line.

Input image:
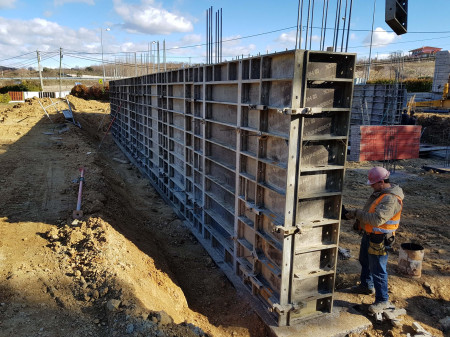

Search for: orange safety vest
xmin=363 ymin=194 xmax=403 ymax=234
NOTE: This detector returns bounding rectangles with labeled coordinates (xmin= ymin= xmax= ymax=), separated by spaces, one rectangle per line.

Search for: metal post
xmin=163 ymin=39 xmax=166 ymax=72
xmin=59 ymin=47 xmax=62 ymax=97
xmin=36 ymin=50 xmax=44 ymax=91
xmin=157 ymin=41 xmax=160 ymax=73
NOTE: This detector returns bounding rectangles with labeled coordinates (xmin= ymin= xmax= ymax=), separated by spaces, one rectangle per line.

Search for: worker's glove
xmin=345 ymin=209 xmax=357 ymax=220
xmin=353 ymin=219 xmax=362 ymax=233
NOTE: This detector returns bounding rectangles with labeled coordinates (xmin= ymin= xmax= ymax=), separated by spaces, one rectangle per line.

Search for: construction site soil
xmin=0 ymin=97 xmax=448 ymax=337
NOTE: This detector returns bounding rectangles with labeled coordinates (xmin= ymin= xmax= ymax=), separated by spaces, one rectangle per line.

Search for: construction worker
xmin=346 ymin=166 xmax=404 ymax=314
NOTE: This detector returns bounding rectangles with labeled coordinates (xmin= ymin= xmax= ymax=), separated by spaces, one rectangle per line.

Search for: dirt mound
xmin=66 ymin=95 xmax=109 ymax=113
xmin=44 ymin=217 xmax=210 ymax=336
xmin=416 ymin=113 xmax=450 ymax=144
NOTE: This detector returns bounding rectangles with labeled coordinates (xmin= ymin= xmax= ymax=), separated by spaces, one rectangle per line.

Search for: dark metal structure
xmin=109 ymin=49 xmax=356 ymax=326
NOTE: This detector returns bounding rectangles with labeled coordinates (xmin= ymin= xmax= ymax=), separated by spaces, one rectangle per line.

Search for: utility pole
xmin=134 ymin=52 xmax=137 ymax=77
xmin=36 ymin=50 xmax=44 ymax=91
xmin=163 ymin=39 xmax=166 ymax=72
xmin=157 ymin=41 xmax=160 ymax=73
xmin=59 ymin=47 xmax=62 ymax=98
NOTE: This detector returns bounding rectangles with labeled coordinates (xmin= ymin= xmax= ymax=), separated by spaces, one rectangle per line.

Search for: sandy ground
xmin=0 ymin=97 xmax=448 ymax=337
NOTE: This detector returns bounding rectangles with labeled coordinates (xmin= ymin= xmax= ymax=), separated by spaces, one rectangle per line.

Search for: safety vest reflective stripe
xmin=385 ymin=219 xmax=400 ymax=225
xmin=372 ymin=227 xmax=396 ymax=234
xmin=363 ymin=194 xmax=403 ymax=234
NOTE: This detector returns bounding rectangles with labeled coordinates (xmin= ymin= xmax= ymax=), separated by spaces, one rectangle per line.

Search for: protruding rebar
xmin=340 ymin=0 xmax=348 ymax=52
xmin=345 ymin=0 xmax=353 ymax=52
xmin=304 ymin=0 xmax=311 ymax=49
xmin=309 ymin=0 xmax=315 ymax=50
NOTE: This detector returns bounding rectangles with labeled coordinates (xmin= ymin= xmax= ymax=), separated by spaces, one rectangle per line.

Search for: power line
xmin=1 ymin=24 xmax=450 ymax=69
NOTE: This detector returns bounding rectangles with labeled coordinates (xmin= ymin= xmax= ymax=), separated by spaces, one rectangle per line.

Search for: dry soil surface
xmin=0 ymin=97 xmax=448 ymax=337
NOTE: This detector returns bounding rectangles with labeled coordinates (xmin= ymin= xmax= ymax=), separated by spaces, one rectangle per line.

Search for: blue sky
xmin=0 ymin=0 xmax=449 ymax=70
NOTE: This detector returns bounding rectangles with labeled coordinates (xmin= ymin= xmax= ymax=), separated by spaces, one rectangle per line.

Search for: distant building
xmin=409 ymin=46 xmax=442 ymax=57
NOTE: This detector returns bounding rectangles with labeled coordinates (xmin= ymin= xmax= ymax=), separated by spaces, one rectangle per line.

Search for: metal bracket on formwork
xmin=251 ymin=249 xmax=259 ymax=262
xmin=271 ymin=301 xmax=305 ymax=315
xmin=248 ymin=273 xmax=263 ymax=290
xmin=277 ymin=107 xmax=324 ymax=115
xmin=248 ymin=104 xmax=268 ymax=111
xmin=273 ymin=225 xmax=299 ymax=236
xmin=245 ymin=201 xmax=261 ymax=215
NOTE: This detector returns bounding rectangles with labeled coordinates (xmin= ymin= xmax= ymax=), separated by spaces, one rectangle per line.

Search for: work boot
xmin=350 ymin=284 xmax=375 ymax=295
xmin=368 ymin=301 xmax=395 ymax=314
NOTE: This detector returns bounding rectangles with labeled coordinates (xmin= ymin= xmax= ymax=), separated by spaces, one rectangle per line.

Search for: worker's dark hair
xmin=383 ymin=179 xmax=390 ymax=183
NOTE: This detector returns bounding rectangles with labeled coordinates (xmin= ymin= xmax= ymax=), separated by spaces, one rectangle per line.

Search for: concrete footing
xmin=269 ymin=292 xmax=372 ymax=337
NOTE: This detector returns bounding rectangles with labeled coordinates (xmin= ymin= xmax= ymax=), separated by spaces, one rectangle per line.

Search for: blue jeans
xmin=359 ymin=232 xmax=389 ymax=303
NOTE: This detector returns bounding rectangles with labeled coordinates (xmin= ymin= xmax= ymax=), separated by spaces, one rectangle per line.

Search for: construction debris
xmin=73 ymin=167 xmax=85 ymax=219
xmin=412 ymin=322 xmax=433 ymax=337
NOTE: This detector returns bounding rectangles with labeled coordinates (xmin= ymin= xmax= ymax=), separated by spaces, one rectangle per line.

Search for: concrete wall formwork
xmin=109 ymin=50 xmax=356 ymax=326
xmin=432 ymin=51 xmax=450 ymax=94
xmin=351 ymin=84 xmax=406 ymax=125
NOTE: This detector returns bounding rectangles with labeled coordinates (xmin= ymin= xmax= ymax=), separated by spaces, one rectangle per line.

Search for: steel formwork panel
xmin=351 ymin=84 xmax=407 ymax=125
xmin=109 ymin=49 xmax=355 ymax=326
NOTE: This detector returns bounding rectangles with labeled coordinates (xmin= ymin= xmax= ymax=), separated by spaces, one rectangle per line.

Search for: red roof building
xmin=409 ymin=46 xmax=442 ymax=57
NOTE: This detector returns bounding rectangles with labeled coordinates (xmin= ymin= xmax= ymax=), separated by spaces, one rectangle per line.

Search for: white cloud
xmin=220 ymin=35 xmax=256 ymax=60
xmin=167 ymin=34 xmax=202 ymax=55
xmin=54 ymin=0 xmax=95 ymax=6
xmin=277 ymin=31 xmax=297 ymax=45
xmin=276 ymin=30 xmax=320 ymax=49
xmin=0 ymin=17 xmax=106 ymax=67
xmin=363 ymin=27 xmax=397 ymax=48
xmin=0 ymin=0 xmax=16 ymax=8
xmin=113 ymin=0 xmax=193 ymax=35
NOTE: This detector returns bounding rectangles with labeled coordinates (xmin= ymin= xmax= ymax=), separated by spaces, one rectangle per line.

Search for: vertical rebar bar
xmin=335 ymin=0 xmax=342 ymax=50
xmin=214 ymin=11 xmax=219 ymax=63
xmin=332 ymin=0 xmax=339 ymax=51
xmin=206 ymin=9 xmax=208 ymax=64
xmin=210 ymin=7 xmax=213 ymax=64
xmin=295 ymin=0 xmax=302 ymax=49
xmin=309 ymin=0 xmax=315 ymax=50
xmin=322 ymin=0 xmax=329 ymax=50
xmin=299 ymin=0 xmax=305 ymax=49
xmin=345 ymin=0 xmax=353 ymax=52
xmin=304 ymin=0 xmax=311 ymax=49
xmin=340 ymin=0 xmax=348 ymax=52
xmin=320 ymin=0 xmax=326 ymax=50
xmin=367 ymin=0 xmax=377 ymax=81
xmin=220 ymin=8 xmax=223 ymax=62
